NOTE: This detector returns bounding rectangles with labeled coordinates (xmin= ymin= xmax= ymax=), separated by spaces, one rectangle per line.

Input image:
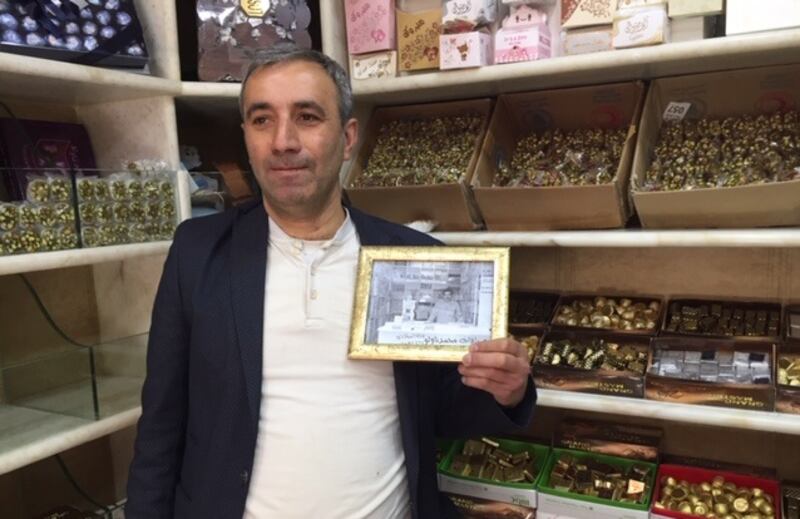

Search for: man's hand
xmin=457 ymin=337 xmax=531 ymax=407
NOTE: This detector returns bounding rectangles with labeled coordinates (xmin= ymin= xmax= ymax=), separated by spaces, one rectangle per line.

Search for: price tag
xmin=662 ymin=101 xmax=692 ymax=122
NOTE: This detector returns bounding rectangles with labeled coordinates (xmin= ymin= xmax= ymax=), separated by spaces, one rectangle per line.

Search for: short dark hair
xmin=239 ymin=43 xmax=353 ymax=126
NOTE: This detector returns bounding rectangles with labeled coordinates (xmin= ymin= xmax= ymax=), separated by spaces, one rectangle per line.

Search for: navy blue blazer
xmin=126 ymin=200 xmax=537 ymax=519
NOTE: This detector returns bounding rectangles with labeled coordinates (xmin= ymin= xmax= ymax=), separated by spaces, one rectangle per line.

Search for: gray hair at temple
xmin=239 ymin=43 xmax=354 ymax=126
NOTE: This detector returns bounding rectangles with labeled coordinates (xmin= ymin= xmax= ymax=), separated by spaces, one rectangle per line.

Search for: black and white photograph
xmin=364 ymin=259 xmax=495 ymax=346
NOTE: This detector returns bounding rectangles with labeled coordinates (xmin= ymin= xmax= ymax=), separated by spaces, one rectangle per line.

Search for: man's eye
xmin=299 ymin=113 xmax=320 ymax=122
xmin=252 ymin=116 xmax=268 ymax=125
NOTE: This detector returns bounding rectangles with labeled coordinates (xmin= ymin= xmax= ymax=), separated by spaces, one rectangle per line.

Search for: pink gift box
xmin=495 ymin=23 xmax=551 ymax=64
xmin=439 ymin=31 xmax=493 ymax=69
xmin=344 ymin=0 xmax=396 ymax=55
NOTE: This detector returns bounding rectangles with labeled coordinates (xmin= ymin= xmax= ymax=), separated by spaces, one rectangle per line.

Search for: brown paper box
xmin=397 ymin=7 xmax=442 ymax=71
xmin=554 ymin=418 xmax=662 ymax=462
xmin=344 ymin=99 xmax=492 ymax=230
xmin=472 ymin=82 xmax=644 ymax=230
xmin=533 ymin=330 xmax=650 ymax=398
xmin=645 ymin=337 xmax=776 ymax=412
xmin=631 ymin=63 xmax=800 ymax=229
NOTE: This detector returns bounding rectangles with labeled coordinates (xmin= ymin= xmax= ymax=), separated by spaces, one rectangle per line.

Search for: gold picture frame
xmin=348 ymin=246 xmax=510 ymax=362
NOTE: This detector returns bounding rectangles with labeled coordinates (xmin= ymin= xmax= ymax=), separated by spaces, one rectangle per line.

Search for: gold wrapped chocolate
xmin=553 ymin=297 xmax=660 ymax=332
xmin=641 ymin=111 xmax=800 ymax=192
xmin=546 ymin=453 xmax=651 ymax=504
xmin=357 ymin=116 xmax=483 ymax=187
xmin=450 ymin=438 xmax=539 ymax=485
xmin=495 ymin=127 xmax=627 ymax=187
xmin=656 ymin=475 xmax=776 ymax=519
xmin=535 ymin=336 xmax=648 ymax=374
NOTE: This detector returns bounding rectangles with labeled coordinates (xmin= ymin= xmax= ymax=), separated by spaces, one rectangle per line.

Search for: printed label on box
xmin=662 ymin=101 xmax=692 ymax=122
xmin=561 ymin=0 xmax=614 ymax=29
xmin=442 ymin=0 xmax=498 ymax=30
xmin=613 ymin=6 xmax=669 ymax=48
xmin=439 ymin=473 xmax=538 ymax=508
xmin=537 ymin=492 xmax=649 ymax=519
xmin=352 ymin=51 xmax=397 ymax=79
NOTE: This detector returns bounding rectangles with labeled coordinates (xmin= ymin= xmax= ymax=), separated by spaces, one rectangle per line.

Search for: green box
xmin=437 ymin=438 xmax=550 ymax=508
xmin=537 ymin=447 xmax=657 ymax=516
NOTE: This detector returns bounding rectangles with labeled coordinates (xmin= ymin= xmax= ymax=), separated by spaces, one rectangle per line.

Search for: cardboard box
xmin=440 ymin=31 xmax=494 ymax=70
xmin=612 ymin=4 xmax=670 ymax=49
xmin=726 ymin=0 xmax=800 ymax=35
xmin=472 ymin=82 xmax=644 ymax=230
xmin=397 ymin=7 xmax=442 ymax=71
xmin=630 ymin=63 xmax=800 ymax=228
xmin=533 ymin=330 xmax=650 ymax=398
xmin=442 ymin=0 xmax=498 ymax=32
xmin=560 ymin=0 xmax=614 ymax=29
xmin=661 ymin=298 xmax=783 ymax=342
xmin=495 ymin=23 xmax=552 ymax=64
xmin=650 ymin=464 xmax=781 ymax=519
xmin=670 ymin=16 xmax=716 ymax=43
xmin=550 ymin=293 xmax=663 ymax=336
xmin=444 ymin=493 xmax=536 ymax=518
xmin=537 ymin=448 xmax=656 ymax=519
xmin=562 ymin=25 xmax=613 ymax=55
xmin=646 ymin=337 xmax=776 ymax=412
xmin=554 ymin=418 xmax=662 ymax=462
xmin=345 ymin=99 xmax=491 ymax=230
xmin=344 ymin=0 xmax=397 ymax=55
xmin=668 ymin=0 xmax=723 ymax=18
xmin=351 ymin=50 xmax=398 ymax=80
xmin=438 ymin=439 xmax=550 ymax=508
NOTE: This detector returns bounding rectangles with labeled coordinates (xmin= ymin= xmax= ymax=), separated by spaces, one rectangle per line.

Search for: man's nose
xmin=272 ymin=118 xmax=301 ymax=153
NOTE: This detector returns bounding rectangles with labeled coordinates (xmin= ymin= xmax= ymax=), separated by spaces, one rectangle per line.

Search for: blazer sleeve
xmin=125 ymin=225 xmax=191 ymax=518
xmin=435 ymin=364 xmax=537 ymax=438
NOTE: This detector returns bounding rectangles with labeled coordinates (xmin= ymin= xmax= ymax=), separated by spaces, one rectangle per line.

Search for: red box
xmin=651 ymin=464 xmax=781 ymax=519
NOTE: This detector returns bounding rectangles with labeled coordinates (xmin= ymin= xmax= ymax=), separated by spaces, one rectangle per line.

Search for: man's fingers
xmin=461 ymin=376 xmax=520 ymax=406
xmin=463 ymin=351 xmax=529 ymax=372
xmin=457 ymin=365 xmax=525 ymax=386
xmin=470 ymin=338 xmax=527 ymax=358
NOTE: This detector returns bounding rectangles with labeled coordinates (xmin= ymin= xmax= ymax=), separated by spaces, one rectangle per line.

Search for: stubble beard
xmin=260 ymin=163 xmax=342 ymax=220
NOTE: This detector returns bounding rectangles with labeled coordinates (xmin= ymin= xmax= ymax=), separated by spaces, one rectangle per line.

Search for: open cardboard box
xmin=471 ymin=82 xmax=644 ymax=230
xmin=631 ymin=63 xmax=800 ymax=228
xmin=344 ymin=99 xmax=491 ymax=231
xmin=645 ymin=337 xmax=776 ymax=412
xmin=777 ymin=304 xmax=800 ymax=414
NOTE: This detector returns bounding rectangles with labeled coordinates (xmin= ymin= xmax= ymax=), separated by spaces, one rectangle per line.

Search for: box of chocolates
xmin=397 ymin=7 xmax=442 ymax=72
xmin=630 ymin=63 xmax=800 ymax=228
xmin=562 ymin=25 xmax=613 ymax=55
xmin=533 ymin=330 xmax=650 ymax=397
xmin=651 ymin=464 xmax=781 ymax=519
xmin=472 ymin=82 xmax=644 ymax=230
xmin=508 ymin=290 xmax=560 ymax=329
xmin=646 ymin=337 xmax=776 ymax=411
xmin=444 ymin=492 xmax=535 ymax=518
xmin=612 ymin=4 xmax=670 ymax=49
xmin=344 ymin=99 xmax=491 ymax=231
xmin=439 ymin=30 xmax=493 ymax=70
xmin=441 ymin=0 xmax=498 ymax=33
xmin=0 ymin=0 xmax=148 ymax=68
xmin=344 ymin=0 xmax=396 ymax=55
xmin=438 ymin=437 xmax=550 ymax=508
xmin=494 ymin=5 xmax=551 ymax=65
xmin=560 ymin=0 xmax=615 ymax=29
xmin=785 ymin=482 xmax=800 ymax=519
xmin=350 ymin=50 xmax=398 ymax=80
xmin=662 ymin=298 xmax=782 ymax=341
xmin=776 ymin=340 xmax=800 ymax=414
xmin=537 ymin=448 xmax=656 ymax=519
xmin=555 ymin=419 xmax=662 ymax=463
xmin=551 ymin=294 xmax=663 ymax=335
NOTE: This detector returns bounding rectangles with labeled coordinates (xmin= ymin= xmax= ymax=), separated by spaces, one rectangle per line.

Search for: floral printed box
xmin=440 ymin=31 xmax=493 ymax=69
xmin=344 ymin=0 xmax=396 ymax=55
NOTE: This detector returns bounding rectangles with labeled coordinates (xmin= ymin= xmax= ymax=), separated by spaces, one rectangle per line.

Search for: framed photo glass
xmin=348 ymin=246 xmax=510 ymax=362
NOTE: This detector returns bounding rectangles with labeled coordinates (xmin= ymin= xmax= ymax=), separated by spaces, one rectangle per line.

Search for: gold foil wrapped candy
xmin=449 ymin=438 xmax=539 ymax=484
xmin=495 ymin=128 xmax=627 ymax=187
xmin=656 ymin=475 xmax=775 ymax=518
xmin=535 ymin=336 xmax=648 ymax=374
xmin=778 ymin=355 xmax=800 ymax=387
xmin=26 ymin=178 xmax=51 ymax=203
xmin=553 ymin=297 xmax=660 ymax=332
xmin=547 ymin=453 xmax=651 ymax=504
xmin=357 ymin=115 xmax=484 ymax=187
xmin=641 ymin=111 xmax=800 ymax=192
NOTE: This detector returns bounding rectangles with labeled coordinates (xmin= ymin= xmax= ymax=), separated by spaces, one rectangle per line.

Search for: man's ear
xmin=342 ymin=117 xmax=359 ymax=161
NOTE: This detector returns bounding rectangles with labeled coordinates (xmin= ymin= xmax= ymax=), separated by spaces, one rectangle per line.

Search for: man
xmin=426 ymin=289 xmax=464 ymax=324
xmin=126 ymin=44 xmax=535 ymax=519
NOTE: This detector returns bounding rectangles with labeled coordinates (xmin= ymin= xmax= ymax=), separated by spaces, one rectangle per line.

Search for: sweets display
xmin=494 ymin=128 xmax=627 ymax=187
xmin=552 ymin=296 xmax=661 ymax=332
xmin=639 ymin=111 xmax=800 ymax=192
xmin=778 ymin=355 xmax=800 ymax=387
xmin=356 ymin=115 xmax=483 ymax=186
xmin=546 ymin=452 xmax=652 ymax=504
xmin=197 ymin=0 xmax=312 ymax=81
xmin=649 ymin=348 xmax=772 ymax=384
xmin=664 ymin=300 xmax=781 ymax=338
xmin=535 ymin=336 xmax=648 ymax=374
xmin=509 ymin=292 xmax=557 ymax=325
xmin=447 ymin=438 xmax=540 ymax=484
xmin=653 ymin=475 xmax=776 ymax=517
xmin=785 ymin=484 xmax=800 ymax=519
xmin=0 ymin=0 xmax=148 ymax=68
xmin=76 ymin=172 xmax=177 ymax=247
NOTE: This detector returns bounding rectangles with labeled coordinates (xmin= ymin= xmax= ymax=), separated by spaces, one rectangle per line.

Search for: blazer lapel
xmin=350 ymin=207 xmax=421 ymax=508
xmin=230 ymin=203 xmax=269 ymax=428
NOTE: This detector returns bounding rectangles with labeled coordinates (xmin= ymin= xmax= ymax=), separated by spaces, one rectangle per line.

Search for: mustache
xmin=267 ymin=158 xmax=312 ymax=169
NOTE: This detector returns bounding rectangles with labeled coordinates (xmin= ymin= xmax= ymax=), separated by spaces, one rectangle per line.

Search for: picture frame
xmin=348 ymin=246 xmax=510 ymax=362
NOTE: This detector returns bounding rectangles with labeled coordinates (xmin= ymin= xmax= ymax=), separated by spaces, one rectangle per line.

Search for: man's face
xmin=443 ymin=291 xmax=453 ymax=301
xmin=241 ymin=60 xmax=358 ymax=218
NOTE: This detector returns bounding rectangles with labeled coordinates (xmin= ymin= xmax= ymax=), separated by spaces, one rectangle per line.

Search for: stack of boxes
xmin=560 ymin=0 xmax=614 ymax=55
xmin=344 ymin=0 xmax=398 ymax=80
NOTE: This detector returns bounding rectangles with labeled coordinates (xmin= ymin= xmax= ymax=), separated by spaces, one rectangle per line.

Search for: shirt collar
xmin=268 ymin=208 xmax=355 ymax=251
